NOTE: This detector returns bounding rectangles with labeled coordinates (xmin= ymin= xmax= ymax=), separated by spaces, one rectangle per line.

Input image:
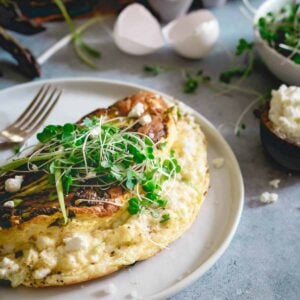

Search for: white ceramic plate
xmin=0 ymin=78 xmax=244 ymax=300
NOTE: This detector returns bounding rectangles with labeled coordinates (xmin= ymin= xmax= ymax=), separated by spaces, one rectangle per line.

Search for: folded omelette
xmin=0 ymin=91 xmax=209 ymax=287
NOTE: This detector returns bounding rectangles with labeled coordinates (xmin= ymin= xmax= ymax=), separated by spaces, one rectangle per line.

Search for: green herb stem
xmin=54 ymin=161 xmax=68 ymax=224
xmin=54 ymin=0 xmax=102 ymax=68
xmin=0 ymin=151 xmax=62 ymax=175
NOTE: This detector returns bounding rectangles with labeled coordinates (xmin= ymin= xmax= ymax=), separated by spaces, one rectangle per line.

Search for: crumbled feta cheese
xmin=90 ymin=127 xmax=101 ymax=138
xmin=212 ymin=157 xmax=225 ymax=169
xmin=24 ymin=248 xmax=39 ymax=265
xmin=33 ymin=268 xmax=51 ymax=280
xmin=269 ymin=85 xmax=300 ymax=143
xmin=1 ymin=257 xmax=15 ymax=268
xmin=128 ymin=103 xmax=145 ymax=118
xmin=10 ymin=263 xmax=19 ymax=273
xmin=5 ymin=175 xmax=23 ymax=193
xmin=86 ymin=171 xmax=96 ymax=179
xmin=3 ymin=200 xmax=15 ymax=208
xmin=36 ymin=236 xmax=55 ymax=250
xmin=0 ymin=268 xmax=7 ymax=277
xmin=0 ymin=257 xmax=19 ymax=274
xmin=269 ymin=179 xmax=281 ymax=189
xmin=40 ymin=250 xmax=57 ymax=268
xmin=260 ymin=192 xmax=278 ymax=204
xmin=103 ymin=283 xmax=117 ymax=295
xmin=31 ymin=164 xmax=39 ymax=171
xmin=139 ymin=114 xmax=152 ymax=125
xmin=64 ymin=233 xmax=90 ymax=252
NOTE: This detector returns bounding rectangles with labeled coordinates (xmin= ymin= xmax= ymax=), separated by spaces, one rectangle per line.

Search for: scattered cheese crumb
xmin=0 ymin=269 xmax=7 ymax=277
xmin=139 ymin=114 xmax=152 ymax=125
xmin=33 ymin=268 xmax=51 ymax=280
xmin=3 ymin=200 xmax=14 ymax=208
xmin=5 ymin=175 xmax=23 ymax=193
xmin=31 ymin=164 xmax=39 ymax=171
xmin=1 ymin=257 xmax=15 ymax=268
xmin=24 ymin=248 xmax=38 ymax=265
xmin=212 ymin=157 xmax=225 ymax=169
xmin=0 ymin=257 xmax=19 ymax=275
xmin=64 ymin=233 xmax=90 ymax=252
xmin=90 ymin=127 xmax=101 ymax=138
xmin=128 ymin=103 xmax=144 ymax=118
xmin=36 ymin=236 xmax=55 ymax=250
xmin=260 ymin=192 xmax=278 ymax=204
xmin=269 ymin=179 xmax=281 ymax=189
xmin=86 ymin=171 xmax=96 ymax=179
xmin=104 ymin=283 xmax=117 ymax=295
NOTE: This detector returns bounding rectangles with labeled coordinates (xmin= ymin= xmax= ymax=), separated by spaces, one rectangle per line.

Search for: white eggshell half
xmin=113 ymin=3 xmax=165 ymax=56
xmin=163 ymin=10 xmax=220 ymax=59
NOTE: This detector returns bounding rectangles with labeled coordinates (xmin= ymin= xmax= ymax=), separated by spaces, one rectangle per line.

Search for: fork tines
xmin=15 ymin=85 xmax=62 ymax=132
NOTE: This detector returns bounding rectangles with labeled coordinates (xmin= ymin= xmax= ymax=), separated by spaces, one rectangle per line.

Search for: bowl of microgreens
xmin=254 ymin=0 xmax=300 ymax=85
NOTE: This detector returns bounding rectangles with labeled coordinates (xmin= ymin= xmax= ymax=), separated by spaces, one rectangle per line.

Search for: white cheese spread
xmin=269 ymin=85 xmax=300 ymax=144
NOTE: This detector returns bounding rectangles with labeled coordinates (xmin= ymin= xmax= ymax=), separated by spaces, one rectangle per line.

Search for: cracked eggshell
xmin=113 ymin=3 xmax=165 ymax=56
xmin=163 ymin=9 xmax=219 ymax=59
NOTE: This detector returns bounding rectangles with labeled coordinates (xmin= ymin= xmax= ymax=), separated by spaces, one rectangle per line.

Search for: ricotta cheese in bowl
xmin=269 ymin=85 xmax=300 ymax=145
xmin=260 ymin=85 xmax=300 ymax=171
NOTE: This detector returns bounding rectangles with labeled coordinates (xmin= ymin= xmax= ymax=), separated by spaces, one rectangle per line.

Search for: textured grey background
xmin=0 ymin=0 xmax=299 ymax=299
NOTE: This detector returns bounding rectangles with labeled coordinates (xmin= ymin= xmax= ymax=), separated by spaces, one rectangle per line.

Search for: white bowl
xmin=254 ymin=0 xmax=300 ymax=85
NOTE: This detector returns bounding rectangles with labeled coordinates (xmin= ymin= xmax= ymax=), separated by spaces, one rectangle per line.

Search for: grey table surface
xmin=0 ymin=0 xmax=299 ymax=299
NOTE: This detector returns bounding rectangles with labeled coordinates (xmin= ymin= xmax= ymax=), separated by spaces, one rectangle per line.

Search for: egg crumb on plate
xmin=260 ymin=192 xmax=278 ymax=204
xmin=212 ymin=157 xmax=225 ymax=169
xmin=269 ymin=179 xmax=281 ymax=189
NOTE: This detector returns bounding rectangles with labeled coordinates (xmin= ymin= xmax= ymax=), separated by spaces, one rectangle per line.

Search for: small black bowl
xmin=260 ymin=108 xmax=300 ymax=171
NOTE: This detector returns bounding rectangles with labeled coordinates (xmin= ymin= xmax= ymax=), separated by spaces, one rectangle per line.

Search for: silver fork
xmin=0 ymin=85 xmax=62 ymax=147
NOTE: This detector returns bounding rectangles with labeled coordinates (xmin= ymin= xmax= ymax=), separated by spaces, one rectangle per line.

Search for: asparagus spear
xmin=0 ymin=26 xmax=40 ymax=78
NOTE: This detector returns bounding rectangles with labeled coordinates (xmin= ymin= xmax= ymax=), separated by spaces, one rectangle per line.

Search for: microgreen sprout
xmin=257 ymin=2 xmax=300 ymax=65
xmin=183 ymin=70 xmax=211 ymax=93
xmin=54 ymin=0 xmax=101 ymax=68
xmin=143 ymin=65 xmax=174 ymax=76
xmin=220 ymin=38 xmax=254 ymax=84
xmin=0 ymin=115 xmax=180 ymax=224
xmin=236 ymin=123 xmax=247 ymax=137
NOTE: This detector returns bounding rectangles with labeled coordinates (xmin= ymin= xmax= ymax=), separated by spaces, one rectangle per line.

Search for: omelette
xmin=0 ymin=91 xmax=209 ymax=287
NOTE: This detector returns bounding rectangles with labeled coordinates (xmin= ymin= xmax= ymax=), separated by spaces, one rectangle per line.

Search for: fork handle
xmin=0 ymin=136 xmax=16 ymax=148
